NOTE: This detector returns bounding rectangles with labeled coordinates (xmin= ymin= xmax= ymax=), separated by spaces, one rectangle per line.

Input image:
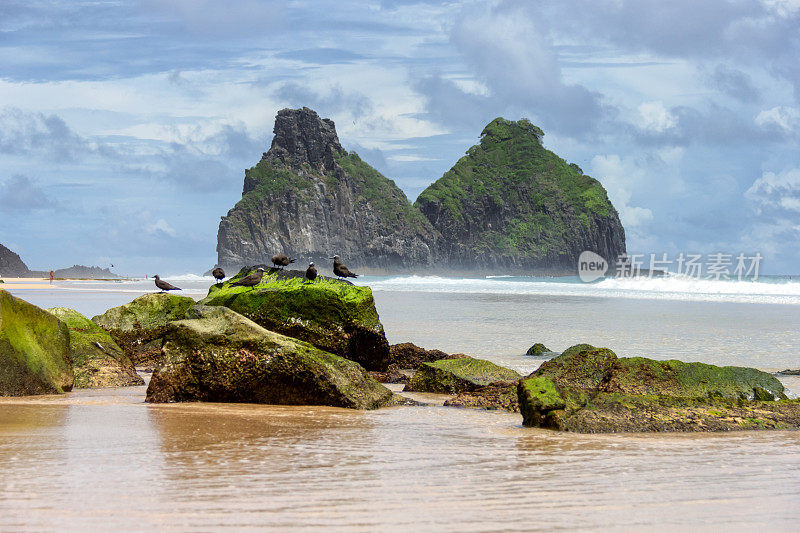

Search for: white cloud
xmin=745 ymin=167 xmax=800 ymax=213
xmin=147 ymin=218 xmax=177 ymax=237
xmin=760 ymin=0 xmax=800 ymax=17
xmin=755 ymin=106 xmax=800 ymax=133
xmin=637 ymin=101 xmax=677 ymax=132
xmin=590 ymin=154 xmax=654 ymax=228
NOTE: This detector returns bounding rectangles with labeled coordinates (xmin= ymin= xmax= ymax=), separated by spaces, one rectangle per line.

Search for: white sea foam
xmin=355 ymin=273 xmax=800 ymax=305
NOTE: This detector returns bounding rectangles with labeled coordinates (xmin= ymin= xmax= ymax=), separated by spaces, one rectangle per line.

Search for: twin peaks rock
xmin=216 ymin=107 xmax=626 ymax=274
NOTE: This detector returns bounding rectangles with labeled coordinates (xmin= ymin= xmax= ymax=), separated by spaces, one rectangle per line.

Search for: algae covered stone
xmin=0 ymin=290 xmax=73 ymax=395
xmin=200 ymin=268 xmax=390 ymax=371
xmin=404 ymin=356 xmax=522 ymax=394
xmin=92 ymin=293 xmax=195 ymax=366
xmin=518 ymin=345 xmax=799 ymax=433
xmin=48 ymin=307 xmax=143 ymax=388
xmin=525 ymin=343 xmax=552 ymax=356
xmin=146 ymin=305 xmax=400 ymax=409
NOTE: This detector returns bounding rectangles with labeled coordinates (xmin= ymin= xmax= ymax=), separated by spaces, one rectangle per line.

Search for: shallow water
xmin=1 ymin=277 xmax=800 ymax=530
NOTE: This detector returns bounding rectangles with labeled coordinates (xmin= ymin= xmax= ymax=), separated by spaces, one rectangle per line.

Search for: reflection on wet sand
xmin=3 ymin=386 xmax=800 ymax=531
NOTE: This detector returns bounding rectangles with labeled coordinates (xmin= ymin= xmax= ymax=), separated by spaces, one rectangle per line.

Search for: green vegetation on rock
xmin=92 ymin=293 xmax=196 ymax=366
xmin=0 ymin=290 xmax=73 ymax=395
xmin=415 ymin=117 xmax=625 ymax=269
xmin=525 ymin=343 xmax=551 ymax=356
xmin=48 ymin=307 xmax=143 ymax=388
xmin=146 ymin=305 xmax=400 ymax=409
xmin=404 ymin=356 xmax=522 ymax=394
xmin=200 ymin=269 xmax=390 ymax=370
xmin=518 ymin=345 xmax=798 ymax=433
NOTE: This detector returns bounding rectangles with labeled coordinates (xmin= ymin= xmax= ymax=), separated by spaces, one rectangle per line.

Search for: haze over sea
xmin=2 ymin=276 xmax=799 ymax=531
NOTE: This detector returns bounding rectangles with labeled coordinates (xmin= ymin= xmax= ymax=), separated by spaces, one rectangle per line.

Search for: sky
xmin=0 ymin=0 xmax=799 ymax=275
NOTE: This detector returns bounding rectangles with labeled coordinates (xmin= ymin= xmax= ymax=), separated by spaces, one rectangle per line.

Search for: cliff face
xmin=414 ymin=118 xmax=626 ymax=272
xmin=0 ymin=244 xmax=30 ymax=277
xmin=217 ymin=107 xmax=438 ymax=271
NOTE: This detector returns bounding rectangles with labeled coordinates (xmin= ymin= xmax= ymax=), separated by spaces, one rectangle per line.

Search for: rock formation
xmin=216 ymin=107 xmax=438 ymax=271
xmin=415 ymin=118 xmax=625 ymax=272
xmin=0 ymin=244 xmax=30 ymax=277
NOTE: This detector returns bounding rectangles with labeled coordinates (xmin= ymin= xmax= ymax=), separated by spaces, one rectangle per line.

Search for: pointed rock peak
xmin=480 ymin=117 xmax=544 ymax=144
xmin=264 ymin=107 xmax=344 ymax=171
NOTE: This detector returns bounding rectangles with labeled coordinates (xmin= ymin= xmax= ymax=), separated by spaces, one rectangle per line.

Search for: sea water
xmin=1 ymin=275 xmax=799 ymax=531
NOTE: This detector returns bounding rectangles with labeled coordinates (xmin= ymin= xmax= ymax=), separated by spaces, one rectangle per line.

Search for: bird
xmin=330 ymin=255 xmax=358 ymax=279
xmin=304 ymin=262 xmax=317 ymax=282
xmin=211 ymin=267 xmax=225 ymax=284
xmin=271 ymin=253 xmax=295 ymax=269
xmin=231 ymin=267 xmax=265 ymax=287
xmin=153 ymin=275 xmax=181 ymax=292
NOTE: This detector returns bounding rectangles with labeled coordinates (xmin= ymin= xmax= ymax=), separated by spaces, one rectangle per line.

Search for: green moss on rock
xmin=518 ymin=345 xmax=798 ymax=432
xmin=92 ymin=293 xmax=196 ymax=366
xmin=146 ymin=305 xmax=401 ymax=409
xmin=404 ymin=356 xmax=522 ymax=394
xmin=200 ymin=268 xmax=390 ymax=371
xmin=0 ymin=290 xmax=73 ymax=395
xmin=525 ymin=343 xmax=551 ymax=356
xmin=48 ymin=307 xmax=143 ymax=388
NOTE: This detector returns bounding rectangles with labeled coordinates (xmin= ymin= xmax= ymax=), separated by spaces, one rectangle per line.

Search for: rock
xmin=388 ymin=342 xmax=450 ymax=369
xmin=199 ymin=268 xmax=390 ymax=371
xmin=404 ymin=356 xmax=522 ymax=394
xmin=0 ymin=290 xmax=73 ymax=395
xmin=415 ymin=118 xmax=626 ymax=273
xmin=444 ymin=382 xmax=519 ymax=412
xmin=92 ymin=293 xmax=196 ymax=366
xmin=216 ymin=107 xmax=439 ymax=272
xmin=52 ymin=265 xmax=120 ymax=279
xmin=368 ymin=369 xmax=410 ymax=384
xmin=0 ymin=243 xmax=31 ymax=277
xmin=776 ymin=369 xmax=800 ymax=376
xmin=525 ymin=343 xmax=552 ymax=356
xmin=48 ymin=307 xmax=143 ymax=388
xmin=146 ymin=305 xmax=401 ymax=409
xmin=518 ymin=345 xmax=800 ymax=433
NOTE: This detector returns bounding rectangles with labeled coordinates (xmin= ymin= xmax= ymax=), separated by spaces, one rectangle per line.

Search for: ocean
xmin=1 ymin=274 xmax=799 ymax=531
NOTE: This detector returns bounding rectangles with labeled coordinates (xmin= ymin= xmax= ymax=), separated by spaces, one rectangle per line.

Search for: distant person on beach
xmin=49 ymin=270 xmax=54 ymax=283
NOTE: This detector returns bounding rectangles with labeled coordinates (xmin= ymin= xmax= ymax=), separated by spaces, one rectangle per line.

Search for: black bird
xmin=330 ymin=255 xmax=358 ymax=279
xmin=231 ymin=267 xmax=264 ymax=287
xmin=305 ymin=262 xmax=317 ymax=282
xmin=211 ymin=267 xmax=225 ymax=284
xmin=153 ymin=275 xmax=181 ymax=292
xmin=271 ymin=253 xmax=295 ymax=269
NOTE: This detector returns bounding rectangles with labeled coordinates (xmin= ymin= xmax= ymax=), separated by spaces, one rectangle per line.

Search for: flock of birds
xmin=152 ymin=254 xmax=358 ymax=292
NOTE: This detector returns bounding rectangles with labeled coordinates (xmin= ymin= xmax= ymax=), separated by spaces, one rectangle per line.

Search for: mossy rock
xmin=518 ymin=346 xmax=798 ymax=433
xmin=0 ymin=290 xmax=73 ymax=395
xmin=525 ymin=343 xmax=551 ymax=356
xmin=199 ymin=268 xmax=390 ymax=371
xmin=388 ymin=342 xmax=450 ymax=369
xmin=48 ymin=307 xmax=143 ymax=388
xmin=444 ymin=382 xmax=520 ymax=412
xmin=146 ymin=305 xmax=401 ymax=409
xmin=92 ymin=293 xmax=195 ymax=366
xmin=404 ymin=356 xmax=522 ymax=394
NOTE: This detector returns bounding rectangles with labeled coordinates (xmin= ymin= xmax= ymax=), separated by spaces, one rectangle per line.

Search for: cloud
xmin=755 ymin=106 xmax=800 ymax=135
xmin=0 ymin=174 xmax=57 ymax=211
xmin=274 ymin=83 xmax=374 ymax=120
xmin=147 ymin=217 xmax=177 ymax=237
xmin=0 ymin=107 xmax=88 ymax=161
xmin=637 ymin=101 xmax=677 ymax=133
xmin=589 ymin=154 xmax=654 ymax=229
xmin=707 ymin=64 xmax=760 ymax=103
xmin=745 ymin=167 xmax=800 ymax=214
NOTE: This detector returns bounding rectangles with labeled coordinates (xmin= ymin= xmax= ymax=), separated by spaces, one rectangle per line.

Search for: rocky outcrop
xmin=444 ymin=383 xmax=519 ymax=412
xmin=415 ymin=118 xmax=626 ymax=273
xmin=0 ymin=244 xmax=30 ymax=277
xmin=53 ymin=265 xmax=119 ymax=278
xmin=199 ymin=267 xmax=390 ymax=371
xmin=146 ymin=305 xmax=400 ymax=409
xmin=388 ymin=342 xmax=450 ymax=370
xmin=92 ymin=293 xmax=196 ymax=366
xmin=518 ymin=346 xmax=800 ymax=432
xmin=404 ymin=356 xmax=521 ymax=394
xmin=216 ymin=107 xmax=438 ymax=271
xmin=525 ymin=343 xmax=552 ymax=356
xmin=0 ymin=290 xmax=73 ymax=395
xmin=48 ymin=307 xmax=143 ymax=388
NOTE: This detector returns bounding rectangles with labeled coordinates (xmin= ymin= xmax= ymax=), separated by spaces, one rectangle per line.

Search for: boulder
xmin=146 ymin=305 xmax=401 ymax=409
xmin=444 ymin=383 xmax=519 ymax=412
xmin=388 ymin=342 xmax=449 ymax=369
xmin=92 ymin=293 xmax=195 ymax=366
xmin=518 ymin=346 xmax=800 ymax=432
xmin=48 ymin=307 xmax=143 ymax=388
xmin=0 ymin=290 xmax=73 ymax=395
xmin=199 ymin=268 xmax=390 ymax=371
xmin=404 ymin=356 xmax=522 ymax=394
xmin=525 ymin=343 xmax=551 ymax=356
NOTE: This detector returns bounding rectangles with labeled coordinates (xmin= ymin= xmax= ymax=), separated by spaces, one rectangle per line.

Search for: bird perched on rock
xmin=305 ymin=262 xmax=317 ymax=282
xmin=271 ymin=253 xmax=295 ymax=269
xmin=231 ymin=267 xmax=264 ymax=287
xmin=153 ymin=275 xmax=181 ymax=292
xmin=330 ymin=255 xmax=358 ymax=279
xmin=211 ymin=267 xmax=225 ymax=284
